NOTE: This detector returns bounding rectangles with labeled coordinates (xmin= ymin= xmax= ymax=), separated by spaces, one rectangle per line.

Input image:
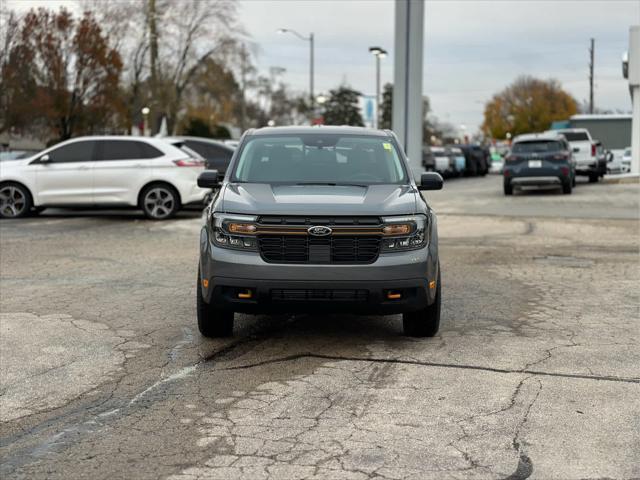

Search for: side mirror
xmin=40 ymin=154 xmax=51 ymax=163
xmin=418 ymin=172 xmax=443 ymax=191
xmin=572 ymin=147 xmax=580 ymax=153
xmin=197 ymin=170 xmax=221 ymax=188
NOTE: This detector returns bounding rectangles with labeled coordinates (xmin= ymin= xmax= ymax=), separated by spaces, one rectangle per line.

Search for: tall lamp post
xmin=369 ymin=46 xmax=387 ymax=129
xmin=277 ymin=28 xmax=314 ymax=118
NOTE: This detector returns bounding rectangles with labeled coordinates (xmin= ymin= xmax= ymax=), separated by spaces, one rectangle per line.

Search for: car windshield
xmin=232 ymin=134 xmax=407 ymax=185
xmin=561 ymin=131 xmax=589 ymax=141
xmin=512 ymin=140 xmax=563 ymax=153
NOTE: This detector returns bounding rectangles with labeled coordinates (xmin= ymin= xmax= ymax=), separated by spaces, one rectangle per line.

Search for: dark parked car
xmin=503 ymin=132 xmax=575 ymax=195
xmin=166 ymin=136 xmax=235 ymax=173
xmin=452 ymin=144 xmax=489 ymax=176
xmin=196 ymin=126 xmax=444 ymax=338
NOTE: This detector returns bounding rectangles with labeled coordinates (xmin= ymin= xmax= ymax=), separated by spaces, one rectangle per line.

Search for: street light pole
xmin=278 ymin=28 xmax=315 ymax=120
xmin=310 ymin=33 xmax=314 ymax=115
xmin=369 ymin=47 xmax=388 ymax=129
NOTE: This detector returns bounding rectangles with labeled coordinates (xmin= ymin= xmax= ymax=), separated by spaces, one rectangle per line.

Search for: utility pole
xmin=148 ymin=0 xmax=159 ymax=133
xmin=240 ymin=44 xmax=247 ymax=132
xmin=589 ymin=38 xmax=595 ymax=114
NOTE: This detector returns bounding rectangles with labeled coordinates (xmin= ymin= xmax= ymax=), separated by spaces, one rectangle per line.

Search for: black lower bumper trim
xmin=205 ymin=277 xmax=431 ymax=314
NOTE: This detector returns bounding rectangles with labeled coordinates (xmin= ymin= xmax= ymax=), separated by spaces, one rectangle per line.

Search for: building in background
xmin=562 ymin=114 xmax=632 ymax=150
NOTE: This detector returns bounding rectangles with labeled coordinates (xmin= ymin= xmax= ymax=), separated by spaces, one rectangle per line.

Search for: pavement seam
xmin=210 ymin=353 xmax=640 ymax=384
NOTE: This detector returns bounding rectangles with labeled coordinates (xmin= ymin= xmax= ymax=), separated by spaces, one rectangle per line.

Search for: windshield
xmin=512 ymin=140 xmax=563 ymax=153
xmin=232 ymin=134 xmax=407 ymax=185
xmin=561 ymin=131 xmax=589 ymax=142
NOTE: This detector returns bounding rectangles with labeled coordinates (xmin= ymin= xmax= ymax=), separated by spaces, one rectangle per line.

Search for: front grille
xmin=258 ymin=236 xmax=381 ymax=264
xmin=271 ymin=289 xmax=369 ymax=302
xmin=256 ymin=216 xmax=383 ymax=264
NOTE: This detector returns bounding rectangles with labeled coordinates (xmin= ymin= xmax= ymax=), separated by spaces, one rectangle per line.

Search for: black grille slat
xmin=271 ymin=289 xmax=369 ymax=302
xmin=258 ymin=235 xmax=380 ymax=264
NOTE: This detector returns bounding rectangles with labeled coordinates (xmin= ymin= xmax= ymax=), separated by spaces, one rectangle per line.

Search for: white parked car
xmin=0 ymin=136 xmax=208 ymax=219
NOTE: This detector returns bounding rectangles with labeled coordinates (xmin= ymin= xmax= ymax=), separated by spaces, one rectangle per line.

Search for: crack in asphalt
xmin=211 ymin=353 xmax=640 ymax=384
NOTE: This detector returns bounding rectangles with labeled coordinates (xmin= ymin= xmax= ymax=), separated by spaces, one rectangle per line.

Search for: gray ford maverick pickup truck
xmin=197 ymin=126 xmax=443 ymax=337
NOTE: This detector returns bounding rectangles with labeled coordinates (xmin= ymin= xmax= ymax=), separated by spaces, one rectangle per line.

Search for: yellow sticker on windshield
xmin=383 ymin=142 xmax=392 ymax=151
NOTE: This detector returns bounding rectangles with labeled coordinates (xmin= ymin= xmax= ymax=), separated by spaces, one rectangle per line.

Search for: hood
xmin=221 ymin=183 xmax=418 ymax=216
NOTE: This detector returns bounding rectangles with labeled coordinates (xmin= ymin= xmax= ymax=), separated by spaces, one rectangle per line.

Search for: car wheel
xmin=403 ymin=268 xmax=441 ymax=337
xmin=141 ymin=184 xmax=180 ymax=220
xmin=0 ymin=183 xmax=33 ymax=219
xmin=588 ymin=174 xmax=598 ymax=183
xmin=197 ymin=265 xmax=234 ymax=337
xmin=503 ymin=180 xmax=513 ymax=195
xmin=562 ymin=180 xmax=572 ymax=194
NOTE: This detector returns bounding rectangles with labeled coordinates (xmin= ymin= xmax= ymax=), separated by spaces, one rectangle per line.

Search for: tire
xmin=140 ymin=183 xmax=180 ymax=220
xmin=197 ymin=266 xmax=234 ymax=337
xmin=588 ymin=174 xmax=598 ymax=183
xmin=0 ymin=182 xmax=33 ymax=219
xmin=562 ymin=180 xmax=572 ymax=194
xmin=503 ymin=180 xmax=513 ymax=195
xmin=403 ymin=267 xmax=441 ymax=337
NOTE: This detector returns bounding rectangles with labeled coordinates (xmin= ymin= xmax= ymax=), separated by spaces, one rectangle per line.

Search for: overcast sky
xmin=8 ymin=0 xmax=640 ymax=133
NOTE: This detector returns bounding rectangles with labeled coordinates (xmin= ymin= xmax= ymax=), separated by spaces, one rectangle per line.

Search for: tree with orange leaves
xmin=482 ymin=76 xmax=578 ymax=139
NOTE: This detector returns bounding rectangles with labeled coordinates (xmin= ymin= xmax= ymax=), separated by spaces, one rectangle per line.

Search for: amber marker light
xmin=238 ymin=289 xmax=253 ymax=299
xmin=382 ymin=224 xmax=412 ymax=236
xmin=228 ymin=223 xmax=257 ymax=234
xmin=202 ymin=279 xmax=209 ymax=288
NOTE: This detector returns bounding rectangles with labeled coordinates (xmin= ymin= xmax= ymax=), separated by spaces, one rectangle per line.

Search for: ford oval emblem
xmin=308 ymin=225 xmax=332 ymax=236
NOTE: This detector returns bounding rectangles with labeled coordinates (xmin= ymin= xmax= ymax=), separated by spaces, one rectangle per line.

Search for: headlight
xmin=211 ymin=213 xmax=258 ymax=251
xmin=380 ymin=215 xmax=428 ymax=252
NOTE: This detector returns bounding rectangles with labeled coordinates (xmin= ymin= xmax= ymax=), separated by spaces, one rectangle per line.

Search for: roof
xmin=163 ymin=136 xmax=234 ymax=150
xmin=570 ymin=114 xmax=632 ymax=121
xmin=249 ymin=125 xmax=391 ymax=137
xmin=514 ymin=132 xmax=565 ymax=142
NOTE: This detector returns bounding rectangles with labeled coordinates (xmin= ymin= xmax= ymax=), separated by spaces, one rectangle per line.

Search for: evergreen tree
xmin=322 ymin=86 xmax=364 ymax=126
xmin=380 ymin=83 xmax=393 ymax=129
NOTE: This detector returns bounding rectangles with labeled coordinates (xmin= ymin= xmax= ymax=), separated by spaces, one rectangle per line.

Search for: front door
xmin=33 ymin=140 xmax=97 ymax=205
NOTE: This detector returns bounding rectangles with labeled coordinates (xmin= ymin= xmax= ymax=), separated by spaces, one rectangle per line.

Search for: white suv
xmin=0 ymin=136 xmax=209 ymax=219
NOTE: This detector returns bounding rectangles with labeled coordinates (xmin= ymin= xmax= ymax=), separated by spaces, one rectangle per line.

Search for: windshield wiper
xmin=294 ymin=182 xmax=368 ymax=188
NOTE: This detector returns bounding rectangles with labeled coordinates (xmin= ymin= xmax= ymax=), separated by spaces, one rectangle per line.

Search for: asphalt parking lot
xmin=1 ymin=175 xmax=638 ymax=480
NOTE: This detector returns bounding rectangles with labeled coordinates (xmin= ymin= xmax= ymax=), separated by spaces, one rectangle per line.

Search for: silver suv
xmin=196 ymin=126 xmax=443 ymax=337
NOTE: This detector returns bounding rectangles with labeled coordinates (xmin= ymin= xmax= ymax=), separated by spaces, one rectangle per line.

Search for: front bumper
xmin=199 ymin=228 xmax=439 ymax=314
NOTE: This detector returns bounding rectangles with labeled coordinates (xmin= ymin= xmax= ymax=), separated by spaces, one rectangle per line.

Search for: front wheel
xmin=197 ymin=266 xmax=234 ymax=337
xmin=503 ymin=180 xmax=513 ymax=195
xmin=588 ymin=174 xmax=598 ymax=183
xmin=403 ymin=268 xmax=441 ymax=337
xmin=0 ymin=183 xmax=32 ymax=219
xmin=562 ymin=180 xmax=572 ymax=194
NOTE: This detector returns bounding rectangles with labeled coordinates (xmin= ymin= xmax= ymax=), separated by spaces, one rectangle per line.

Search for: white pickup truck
xmin=551 ymin=128 xmax=606 ymax=182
